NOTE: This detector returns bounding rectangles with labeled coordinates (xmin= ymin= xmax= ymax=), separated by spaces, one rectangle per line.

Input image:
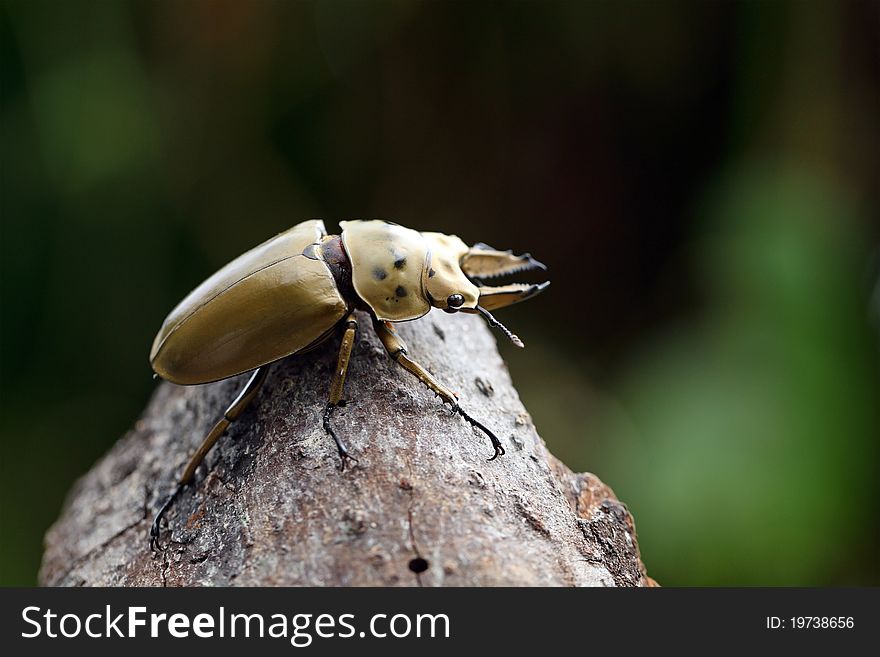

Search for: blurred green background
xmin=1 ymin=0 xmax=877 ymax=586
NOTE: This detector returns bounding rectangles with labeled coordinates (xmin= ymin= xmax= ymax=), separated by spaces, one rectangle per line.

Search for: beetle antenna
xmin=477 ymin=306 xmax=524 ymax=348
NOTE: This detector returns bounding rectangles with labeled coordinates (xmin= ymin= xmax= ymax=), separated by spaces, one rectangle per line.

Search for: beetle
xmin=148 ymin=219 xmax=549 ymax=549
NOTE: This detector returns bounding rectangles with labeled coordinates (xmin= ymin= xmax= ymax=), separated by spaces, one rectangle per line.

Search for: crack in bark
xmin=406 ymin=504 xmax=424 ymax=587
xmin=160 ymin=550 xmax=170 ymax=587
xmin=403 ymin=460 xmax=425 ymax=587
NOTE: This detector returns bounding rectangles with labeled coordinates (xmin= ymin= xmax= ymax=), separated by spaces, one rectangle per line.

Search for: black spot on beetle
xmin=373 ymin=267 xmax=387 ymax=281
xmin=428 ymin=268 xmax=436 ymax=278
xmin=395 ymin=286 xmax=407 ymax=297
xmin=394 ymin=256 xmax=406 ymax=270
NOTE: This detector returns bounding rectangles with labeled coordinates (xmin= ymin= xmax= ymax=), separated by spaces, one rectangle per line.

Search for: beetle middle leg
xmin=322 ymin=314 xmax=359 ymax=471
xmin=372 ymin=318 xmax=505 ymax=460
xmin=150 ymin=365 xmax=269 ymax=551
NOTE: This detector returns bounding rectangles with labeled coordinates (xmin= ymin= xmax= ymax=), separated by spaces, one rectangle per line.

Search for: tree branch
xmin=40 ymin=312 xmax=654 ymax=587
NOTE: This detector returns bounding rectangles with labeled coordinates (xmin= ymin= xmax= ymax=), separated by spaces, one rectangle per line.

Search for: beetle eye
xmin=447 ymin=294 xmax=464 ymax=308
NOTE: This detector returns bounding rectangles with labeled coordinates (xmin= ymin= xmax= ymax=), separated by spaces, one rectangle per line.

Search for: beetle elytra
xmin=149 ymin=219 xmax=549 ymax=549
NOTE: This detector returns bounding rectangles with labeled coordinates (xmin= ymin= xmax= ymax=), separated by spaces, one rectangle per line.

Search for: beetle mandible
xmin=148 ymin=219 xmax=549 ymax=549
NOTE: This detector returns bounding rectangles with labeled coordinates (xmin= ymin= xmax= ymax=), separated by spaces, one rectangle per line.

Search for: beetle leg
xmin=372 ymin=318 xmax=506 ymax=461
xmin=323 ymin=314 xmax=359 ymax=471
xmin=150 ymin=366 xmax=269 ymax=551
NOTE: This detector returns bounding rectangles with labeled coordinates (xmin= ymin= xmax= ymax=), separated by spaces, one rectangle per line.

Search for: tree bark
xmin=40 ymin=311 xmax=654 ymax=587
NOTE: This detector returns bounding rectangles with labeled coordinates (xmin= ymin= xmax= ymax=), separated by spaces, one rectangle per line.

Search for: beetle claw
xmin=324 ymin=403 xmax=358 ymax=472
xmin=149 ymin=512 xmax=166 ymax=552
xmin=150 ymin=517 xmax=168 ymax=552
xmin=487 ymin=442 xmax=506 ymax=461
xmin=149 ymin=484 xmax=184 ymax=552
xmin=337 ymin=450 xmax=359 ymax=472
xmin=454 ymin=405 xmax=506 ymax=461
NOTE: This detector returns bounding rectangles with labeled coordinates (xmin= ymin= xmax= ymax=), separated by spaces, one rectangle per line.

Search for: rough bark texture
xmin=40 ymin=312 xmax=653 ymax=587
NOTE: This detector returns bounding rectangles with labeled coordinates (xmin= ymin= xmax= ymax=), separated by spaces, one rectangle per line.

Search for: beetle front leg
xmin=372 ymin=318 xmax=505 ymax=460
xmin=323 ymin=314 xmax=359 ymax=470
xmin=150 ymin=365 xmax=269 ymax=551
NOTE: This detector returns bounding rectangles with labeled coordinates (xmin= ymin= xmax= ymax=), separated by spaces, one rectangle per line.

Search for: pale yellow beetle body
xmin=151 ymin=219 xmax=547 ymax=385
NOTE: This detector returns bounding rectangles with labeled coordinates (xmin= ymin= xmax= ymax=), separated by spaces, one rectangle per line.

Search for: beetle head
xmin=421 ymin=232 xmax=481 ymax=313
xmin=421 ymin=234 xmax=549 ymax=348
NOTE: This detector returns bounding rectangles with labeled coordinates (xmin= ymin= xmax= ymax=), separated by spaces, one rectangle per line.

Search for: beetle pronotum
xmin=149 ymin=219 xmax=549 ymax=549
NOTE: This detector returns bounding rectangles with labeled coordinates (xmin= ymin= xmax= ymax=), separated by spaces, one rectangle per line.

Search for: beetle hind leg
xmin=322 ymin=314 xmax=359 ymax=470
xmin=372 ymin=318 xmax=505 ymax=460
xmin=150 ymin=365 xmax=269 ymax=551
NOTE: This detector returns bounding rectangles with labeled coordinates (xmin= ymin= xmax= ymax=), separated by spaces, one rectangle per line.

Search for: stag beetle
xmin=148 ymin=219 xmax=549 ymax=549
